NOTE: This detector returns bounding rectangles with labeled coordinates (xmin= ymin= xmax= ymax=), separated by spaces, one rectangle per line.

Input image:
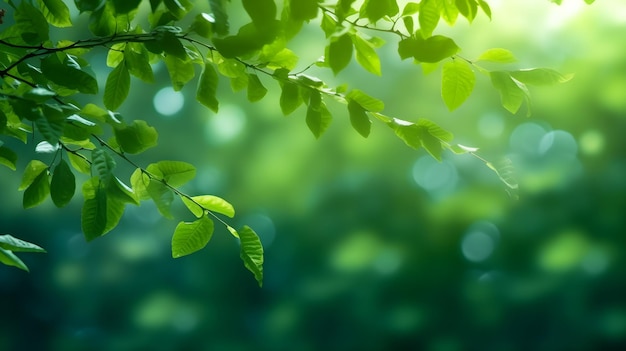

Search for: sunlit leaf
xmin=419 ymin=0 xmax=440 ymax=37
xmin=442 ymin=59 xmax=475 ymax=111
xmin=0 ymin=248 xmax=29 ymax=272
xmin=19 ymin=160 xmax=48 ymax=191
xmin=182 ymin=195 xmax=235 ymax=218
xmin=0 ymin=235 xmax=46 ymax=253
xmin=23 ymin=171 xmax=50 ymax=209
xmin=510 ymin=68 xmax=573 ymax=86
xmin=352 ymin=33 xmax=381 ymax=76
xmin=171 ymin=216 xmax=214 ymax=258
xmin=476 ymin=48 xmax=517 ymax=63
xmin=490 ymin=71 xmax=528 ymax=114
xmin=148 ymin=161 xmax=196 ymax=187
xmin=346 ymin=89 xmax=384 ymax=112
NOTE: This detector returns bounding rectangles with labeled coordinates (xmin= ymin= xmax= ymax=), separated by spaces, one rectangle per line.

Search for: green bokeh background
xmin=2 ymin=1 xmax=626 ymax=350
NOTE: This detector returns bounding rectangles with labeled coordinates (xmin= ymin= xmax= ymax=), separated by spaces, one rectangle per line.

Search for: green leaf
xmin=35 ymin=105 xmax=66 ymax=145
xmin=279 ymin=81 xmax=302 ymax=115
xmin=19 ymin=160 xmax=49 ymax=191
xmin=164 ymin=0 xmax=193 ymax=19
xmin=402 ymin=2 xmax=420 ymax=16
xmin=107 ymin=176 xmax=140 ymax=205
xmin=359 ymin=0 xmax=399 ymax=23
xmin=164 ymin=55 xmax=195 ymax=91
xmin=455 ymin=0 xmax=478 ymax=22
xmin=305 ymin=90 xmax=332 ymax=139
xmin=15 ymin=1 xmax=49 ymax=44
xmin=67 ymin=152 xmax=92 ymax=175
xmin=147 ymin=161 xmax=196 ymax=187
xmin=111 ymin=0 xmax=141 ymax=14
xmin=247 ymin=74 xmax=268 ymax=102
xmin=239 ymin=226 xmax=264 ymax=287
xmin=160 ymin=31 xmax=188 ymax=60
xmin=209 ymin=0 xmax=229 ymax=35
xmin=442 ymin=59 xmax=475 ymax=111
xmin=326 ymin=33 xmax=354 ymax=75
xmin=352 ymin=33 xmax=381 ymax=76
xmin=346 ymin=89 xmax=384 ymax=112
xmin=0 ymin=248 xmax=29 ymax=272
xmin=124 ymin=43 xmax=155 ymax=83
xmin=75 ymin=0 xmax=103 ymax=12
xmin=38 ymin=0 xmax=72 ymax=27
xmin=288 ymin=0 xmax=319 ymax=21
xmin=147 ymin=180 xmax=175 ymax=219
xmin=81 ymin=178 xmax=108 ymax=241
xmin=476 ymin=48 xmax=517 ymax=63
xmin=510 ymin=68 xmax=573 ymax=86
xmin=130 ymin=168 xmax=151 ymax=201
xmin=0 ymin=147 xmax=18 ymax=171
xmin=0 ymin=235 xmax=46 ymax=253
xmin=40 ymin=54 xmax=99 ymax=94
xmin=189 ymin=13 xmax=214 ymax=38
xmin=243 ymin=0 xmax=277 ymax=26
xmin=477 ymin=0 xmax=491 ymax=19
xmin=104 ymin=61 xmax=131 ymax=111
xmin=490 ymin=71 xmax=528 ymax=114
xmin=182 ymin=195 xmax=235 ymax=218
xmin=440 ymin=0 xmax=459 ymax=25
xmin=23 ymin=170 xmax=50 ymax=209
xmin=113 ymin=120 xmax=159 ymax=154
xmin=50 ymin=159 xmax=75 ymax=207
xmin=196 ymin=63 xmax=220 ymax=113
xmin=91 ymin=148 xmax=116 ymax=185
xmin=23 ymin=87 xmax=56 ymax=103
xmin=348 ymin=100 xmax=371 ymax=138
xmin=171 ymin=217 xmax=214 ymax=258
xmin=419 ymin=0 xmax=440 ymax=37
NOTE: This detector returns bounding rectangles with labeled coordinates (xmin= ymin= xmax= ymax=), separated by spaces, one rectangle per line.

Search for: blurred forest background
xmin=2 ymin=1 xmax=626 ymax=350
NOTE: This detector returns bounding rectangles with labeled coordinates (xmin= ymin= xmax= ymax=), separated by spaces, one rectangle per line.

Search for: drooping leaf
xmin=441 ymin=59 xmax=475 ymax=111
xmin=196 ymin=62 xmax=220 ymax=113
xmin=279 ymin=81 xmax=302 ymax=115
xmin=326 ymin=33 xmax=354 ymax=75
xmin=490 ymin=71 xmax=529 ymax=114
xmin=91 ymin=148 xmax=116 ymax=185
xmin=107 ymin=177 xmax=139 ymax=205
xmin=35 ymin=105 xmax=66 ymax=145
xmin=124 ymin=43 xmax=155 ymax=83
xmin=146 ymin=179 xmax=175 ymax=219
xmin=305 ymin=90 xmax=332 ymax=139
xmin=247 ymin=74 xmax=268 ymax=102
xmin=23 ymin=170 xmax=50 ymax=209
xmin=81 ymin=178 xmax=110 ymax=241
xmin=104 ymin=61 xmax=131 ymax=111
xmin=440 ymin=0 xmax=459 ymax=25
xmin=288 ymin=0 xmax=319 ymax=22
xmin=243 ymin=0 xmax=277 ymax=26
xmin=50 ymin=159 xmax=75 ymax=207
xmin=160 ymin=31 xmax=188 ymax=60
xmin=164 ymin=55 xmax=195 ymax=91
xmin=239 ymin=226 xmax=264 ymax=287
xmin=19 ymin=160 xmax=49 ymax=191
xmin=111 ymin=0 xmax=141 ymax=14
xmin=455 ymin=0 xmax=478 ymax=22
xmin=352 ymin=33 xmax=381 ymax=76
xmin=113 ymin=120 xmax=159 ymax=154
xmin=171 ymin=216 xmax=215 ymax=258
xmin=130 ymin=168 xmax=151 ymax=201
xmin=348 ymin=99 xmax=371 ymax=138
xmin=182 ymin=195 xmax=235 ymax=218
xmin=419 ymin=0 xmax=440 ymax=37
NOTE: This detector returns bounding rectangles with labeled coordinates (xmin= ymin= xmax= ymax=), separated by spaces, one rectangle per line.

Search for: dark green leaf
xmin=239 ymin=226 xmax=264 ymax=287
xmin=50 ymin=159 xmax=75 ymax=207
xmin=23 ymin=170 xmax=50 ymax=209
xmin=306 ymin=91 xmax=332 ymax=139
xmin=124 ymin=43 xmax=155 ymax=83
xmin=189 ymin=13 xmax=214 ymax=38
xmin=160 ymin=31 xmax=188 ymax=60
xmin=88 ymin=3 xmax=116 ymax=36
xmin=348 ymin=99 xmax=371 ymax=138
xmin=113 ymin=120 xmax=159 ymax=154
xmin=74 ymin=0 xmax=104 ymax=12
xmin=81 ymin=178 xmax=108 ymax=241
xmin=0 ymin=147 xmax=18 ymax=171
xmin=197 ymin=63 xmax=220 ymax=113
xmin=111 ymin=0 xmax=141 ymax=14
xmin=40 ymin=54 xmax=98 ymax=94
xmin=91 ymin=148 xmax=116 ymax=185
xmin=280 ymin=81 xmax=302 ymax=115
xmin=164 ymin=0 xmax=193 ymax=19
xmin=243 ymin=0 xmax=277 ymax=26
xmin=15 ymin=1 xmax=49 ymax=44
xmin=107 ymin=176 xmax=139 ymax=205
xmin=326 ymin=33 xmax=353 ymax=75
xmin=23 ymin=88 xmax=56 ymax=103
xmin=209 ymin=0 xmax=229 ymax=35
xmin=104 ymin=61 xmax=131 ymax=111
xmin=288 ymin=0 xmax=319 ymax=21
xmin=247 ymin=74 xmax=268 ymax=102
xmin=172 ymin=216 xmax=214 ymax=258
xmin=359 ymin=0 xmax=399 ymax=23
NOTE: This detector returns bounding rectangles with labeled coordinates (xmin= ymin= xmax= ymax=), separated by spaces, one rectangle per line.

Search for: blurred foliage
xmin=2 ymin=0 xmax=626 ymax=351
